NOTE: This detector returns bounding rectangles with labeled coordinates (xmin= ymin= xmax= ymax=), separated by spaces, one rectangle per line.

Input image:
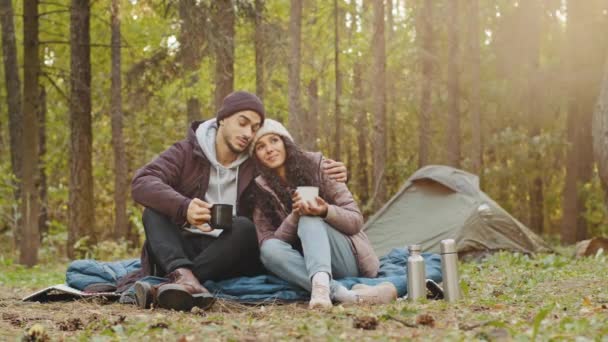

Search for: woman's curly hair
xmin=253 ymin=136 xmax=326 ymax=227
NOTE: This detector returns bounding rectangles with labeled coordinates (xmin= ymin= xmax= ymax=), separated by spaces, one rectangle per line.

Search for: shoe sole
xmin=193 ymin=292 xmax=216 ymax=310
xmin=157 ymin=284 xmax=195 ymax=311
xmin=134 ymin=282 xmax=152 ymax=309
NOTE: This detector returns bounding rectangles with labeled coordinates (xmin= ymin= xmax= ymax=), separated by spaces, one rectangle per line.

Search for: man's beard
xmin=226 ymin=136 xmax=248 ymax=155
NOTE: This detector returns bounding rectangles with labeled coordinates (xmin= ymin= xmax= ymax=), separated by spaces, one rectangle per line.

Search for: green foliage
xmin=480 ymin=127 xmax=568 ymax=234
xmin=0 ymin=162 xmax=18 ymax=235
xmin=582 ymin=169 xmax=608 ymax=237
xmin=1 ymin=0 xmax=608 ymax=262
xmin=532 ymin=304 xmax=555 ymax=341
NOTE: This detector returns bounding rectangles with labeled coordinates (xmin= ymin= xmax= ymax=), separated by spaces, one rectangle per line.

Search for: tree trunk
xmin=254 ymin=0 xmax=265 ymax=101
xmin=468 ymin=0 xmax=482 ymax=174
xmin=524 ymin=0 xmax=544 ymax=235
xmin=371 ymin=0 xmax=387 ymax=210
xmin=561 ymin=0 xmax=604 ymax=244
xmin=288 ymin=0 xmax=303 ymax=143
xmin=187 ymin=98 xmax=201 ymax=123
xmin=20 ymin=0 xmax=40 ymax=266
xmin=333 ymin=0 xmax=342 ymax=160
xmin=416 ymin=0 xmax=433 ymax=168
xmin=385 ymin=0 xmax=398 ymax=191
xmin=593 ymin=57 xmax=608 ymax=195
xmin=69 ymin=0 xmax=94 ymax=258
xmin=111 ymin=0 xmax=128 ymax=241
xmin=178 ymin=0 xmax=205 ymax=123
xmin=213 ymin=0 xmax=235 ymax=111
xmin=386 ymin=0 xmax=394 ymax=39
xmin=446 ymin=0 xmax=461 ymax=168
xmin=354 ymin=62 xmax=369 ymax=205
xmin=306 ymin=79 xmax=319 ymax=151
xmin=38 ymin=86 xmax=48 ymax=240
xmin=0 ymin=0 xmax=23 ymax=249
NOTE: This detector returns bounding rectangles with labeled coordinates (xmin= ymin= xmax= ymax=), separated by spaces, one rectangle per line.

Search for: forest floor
xmin=0 ymin=248 xmax=607 ymax=341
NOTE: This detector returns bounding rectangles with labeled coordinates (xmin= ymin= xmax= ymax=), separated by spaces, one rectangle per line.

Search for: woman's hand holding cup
xmin=300 ymin=197 xmax=328 ymax=217
xmin=293 ymin=186 xmax=327 ymax=217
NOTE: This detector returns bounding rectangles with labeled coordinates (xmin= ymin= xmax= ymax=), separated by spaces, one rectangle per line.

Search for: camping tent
xmin=364 ymin=165 xmax=551 ymax=257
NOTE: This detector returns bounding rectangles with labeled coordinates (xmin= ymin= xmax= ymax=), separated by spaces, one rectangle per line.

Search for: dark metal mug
xmin=210 ymin=204 xmax=233 ymax=231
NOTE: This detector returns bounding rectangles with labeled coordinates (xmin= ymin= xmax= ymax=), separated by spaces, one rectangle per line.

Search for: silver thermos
xmin=440 ymin=239 xmax=461 ymax=302
xmin=407 ymin=244 xmax=426 ymax=301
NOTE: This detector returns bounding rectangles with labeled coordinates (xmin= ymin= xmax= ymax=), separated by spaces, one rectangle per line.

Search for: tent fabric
xmin=364 ymin=165 xmax=551 ymax=257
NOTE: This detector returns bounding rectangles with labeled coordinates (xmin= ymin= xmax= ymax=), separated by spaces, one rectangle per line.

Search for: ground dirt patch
xmin=1 ymin=251 xmax=607 ymax=340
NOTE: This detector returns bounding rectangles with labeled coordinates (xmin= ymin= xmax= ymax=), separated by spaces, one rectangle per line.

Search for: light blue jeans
xmin=260 ymin=216 xmax=359 ymax=299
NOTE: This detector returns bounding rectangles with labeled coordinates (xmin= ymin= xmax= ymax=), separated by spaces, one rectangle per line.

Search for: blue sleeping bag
xmin=66 ymin=248 xmax=442 ymax=303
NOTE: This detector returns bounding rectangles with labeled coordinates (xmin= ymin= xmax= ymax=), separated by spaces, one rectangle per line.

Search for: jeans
xmin=143 ymin=208 xmax=265 ymax=281
xmin=259 ymin=216 xmax=359 ymax=299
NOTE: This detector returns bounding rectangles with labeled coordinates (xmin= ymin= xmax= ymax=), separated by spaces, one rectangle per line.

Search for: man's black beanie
xmin=216 ymin=91 xmax=265 ymax=124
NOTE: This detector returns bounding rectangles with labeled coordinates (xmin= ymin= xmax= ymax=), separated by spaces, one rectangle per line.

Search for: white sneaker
xmin=309 ymin=282 xmax=333 ymax=309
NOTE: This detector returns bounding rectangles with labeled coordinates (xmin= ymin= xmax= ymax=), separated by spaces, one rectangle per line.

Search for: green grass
xmin=0 ymin=256 xmax=65 ymax=289
xmin=1 ymin=249 xmax=607 ymax=341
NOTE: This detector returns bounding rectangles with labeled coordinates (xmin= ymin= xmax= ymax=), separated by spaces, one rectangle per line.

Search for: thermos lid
xmin=408 ymin=244 xmax=422 ymax=253
xmin=440 ymin=239 xmax=457 ymax=254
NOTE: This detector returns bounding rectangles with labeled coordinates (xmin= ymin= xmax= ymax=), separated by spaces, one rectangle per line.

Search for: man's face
xmin=218 ymin=111 xmax=262 ymax=154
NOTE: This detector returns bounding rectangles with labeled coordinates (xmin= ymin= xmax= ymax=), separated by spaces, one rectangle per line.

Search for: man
xmin=131 ymin=91 xmax=347 ymax=310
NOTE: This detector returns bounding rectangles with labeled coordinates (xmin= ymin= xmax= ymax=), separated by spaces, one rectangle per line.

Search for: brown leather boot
xmin=134 ymin=281 xmax=158 ymax=309
xmin=152 ymin=268 xmax=214 ymax=311
xmin=167 ymin=268 xmax=209 ymax=294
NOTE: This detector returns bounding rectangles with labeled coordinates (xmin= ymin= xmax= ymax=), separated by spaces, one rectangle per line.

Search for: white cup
xmin=296 ymin=186 xmax=319 ymax=203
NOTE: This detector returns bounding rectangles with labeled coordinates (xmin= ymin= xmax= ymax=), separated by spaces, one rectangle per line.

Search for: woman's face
xmin=254 ymin=133 xmax=287 ymax=169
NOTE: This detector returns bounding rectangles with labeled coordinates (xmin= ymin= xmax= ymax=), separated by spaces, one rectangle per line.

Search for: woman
xmin=250 ymin=119 xmax=396 ymax=309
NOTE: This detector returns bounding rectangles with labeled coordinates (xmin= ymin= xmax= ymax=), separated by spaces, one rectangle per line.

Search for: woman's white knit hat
xmin=249 ymin=119 xmax=294 ymax=155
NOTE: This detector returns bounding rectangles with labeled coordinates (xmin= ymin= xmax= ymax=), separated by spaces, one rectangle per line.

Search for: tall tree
xmin=351 ymin=2 xmax=369 ymax=205
xmin=178 ymin=0 xmax=205 ymax=123
xmin=254 ymin=0 xmax=265 ymax=100
xmin=386 ymin=0 xmax=394 ymax=39
xmin=593 ymin=57 xmax=608 ymax=196
xmin=333 ymin=0 xmax=342 ymax=160
xmin=20 ymin=0 xmax=40 ymax=266
xmin=468 ymin=0 xmax=482 ymax=174
xmin=288 ymin=0 xmax=303 ymax=143
xmin=69 ymin=0 xmax=94 ymax=258
xmin=385 ymin=0 xmax=396 ymax=174
xmin=354 ymin=61 xmax=369 ymax=205
xmin=446 ymin=0 xmax=461 ymax=167
xmin=38 ymin=86 xmax=48 ymax=240
xmin=524 ymin=0 xmax=544 ymax=234
xmin=111 ymin=0 xmax=128 ymax=240
xmin=416 ymin=0 xmax=433 ymax=168
xmin=0 ymin=0 xmax=23 ymax=248
xmin=306 ymin=79 xmax=319 ymax=150
xmin=561 ymin=0 xmax=604 ymax=243
xmin=213 ymin=0 xmax=235 ymax=111
xmin=371 ymin=0 xmax=387 ymax=210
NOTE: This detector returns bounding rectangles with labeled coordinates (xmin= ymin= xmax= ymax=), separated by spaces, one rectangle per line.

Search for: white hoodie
xmin=196 ymin=119 xmax=249 ymax=214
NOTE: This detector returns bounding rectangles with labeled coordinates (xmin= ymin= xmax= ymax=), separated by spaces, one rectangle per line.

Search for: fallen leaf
xmin=149 ymin=322 xmax=169 ymax=329
xmin=24 ymin=324 xmax=50 ymax=342
xmin=416 ymin=314 xmax=435 ymax=327
xmin=582 ymin=297 xmax=592 ymax=307
xmin=353 ymin=316 xmax=378 ymax=330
